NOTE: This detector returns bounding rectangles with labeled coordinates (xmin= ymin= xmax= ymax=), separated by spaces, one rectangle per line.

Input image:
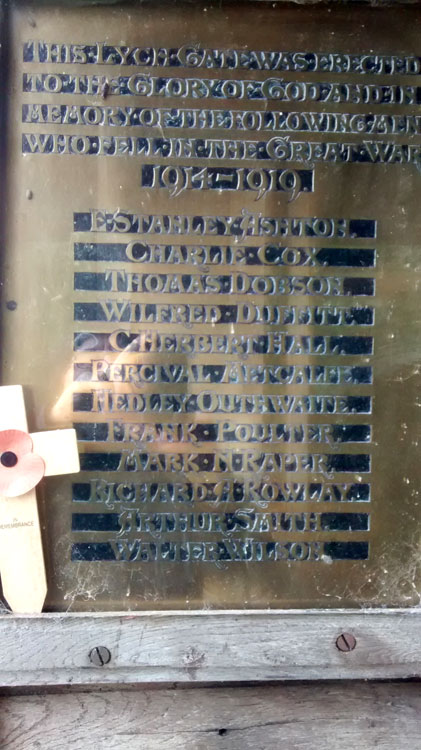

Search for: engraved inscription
xmin=24 ymin=32 xmax=377 ymax=569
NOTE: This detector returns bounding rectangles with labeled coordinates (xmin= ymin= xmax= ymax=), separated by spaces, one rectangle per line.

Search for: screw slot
xmin=89 ymin=646 xmax=111 ymax=666
xmin=336 ymin=633 xmax=357 ymax=652
xmin=0 ymin=452 xmax=18 ymax=468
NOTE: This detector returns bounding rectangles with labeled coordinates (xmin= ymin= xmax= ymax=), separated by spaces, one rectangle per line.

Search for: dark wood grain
xmin=1 ymin=682 xmax=420 ymax=749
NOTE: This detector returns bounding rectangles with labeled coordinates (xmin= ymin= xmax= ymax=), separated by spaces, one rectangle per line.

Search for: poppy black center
xmin=0 ymin=451 xmax=18 ymax=468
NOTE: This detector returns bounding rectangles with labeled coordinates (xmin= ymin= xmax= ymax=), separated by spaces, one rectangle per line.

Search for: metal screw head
xmin=89 ymin=646 xmax=111 ymax=666
xmin=336 ymin=633 xmax=357 ymax=652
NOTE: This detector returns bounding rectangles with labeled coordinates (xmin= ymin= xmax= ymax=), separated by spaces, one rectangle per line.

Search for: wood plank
xmin=1 ymin=682 xmax=421 ymax=749
xmin=1 ymin=609 xmax=421 ymax=685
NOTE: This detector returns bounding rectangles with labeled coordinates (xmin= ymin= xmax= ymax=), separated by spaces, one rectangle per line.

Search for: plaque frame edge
xmin=2 ymin=0 xmax=420 ymax=691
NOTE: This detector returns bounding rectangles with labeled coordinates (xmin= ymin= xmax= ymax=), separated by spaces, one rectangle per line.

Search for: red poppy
xmin=0 ymin=430 xmax=45 ymax=497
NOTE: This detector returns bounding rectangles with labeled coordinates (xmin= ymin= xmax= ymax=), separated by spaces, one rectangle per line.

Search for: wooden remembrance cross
xmin=0 ymin=385 xmax=79 ymax=613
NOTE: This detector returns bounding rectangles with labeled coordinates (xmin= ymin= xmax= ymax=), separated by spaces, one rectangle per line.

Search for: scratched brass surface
xmin=1 ymin=1 xmax=421 ymax=610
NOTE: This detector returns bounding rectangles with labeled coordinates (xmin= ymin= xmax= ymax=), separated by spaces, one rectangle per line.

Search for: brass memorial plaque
xmin=1 ymin=0 xmax=421 ymax=610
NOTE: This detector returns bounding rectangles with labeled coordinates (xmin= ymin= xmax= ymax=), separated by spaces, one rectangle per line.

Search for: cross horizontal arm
xmin=31 ymin=429 xmax=80 ymax=477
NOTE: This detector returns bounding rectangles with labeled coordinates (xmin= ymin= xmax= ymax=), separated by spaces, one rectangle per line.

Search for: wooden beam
xmin=0 ymin=609 xmax=420 ymax=686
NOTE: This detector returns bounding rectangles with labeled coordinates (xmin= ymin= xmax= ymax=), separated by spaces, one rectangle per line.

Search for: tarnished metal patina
xmin=1 ymin=1 xmax=421 ymax=610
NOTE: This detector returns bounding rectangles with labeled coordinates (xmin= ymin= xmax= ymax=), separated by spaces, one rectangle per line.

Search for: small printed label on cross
xmin=0 ymin=385 xmax=79 ymax=613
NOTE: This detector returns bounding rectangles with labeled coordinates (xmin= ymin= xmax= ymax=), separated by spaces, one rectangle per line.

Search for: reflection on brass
xmin=1 ymin=1 xmax=421 ymax=610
